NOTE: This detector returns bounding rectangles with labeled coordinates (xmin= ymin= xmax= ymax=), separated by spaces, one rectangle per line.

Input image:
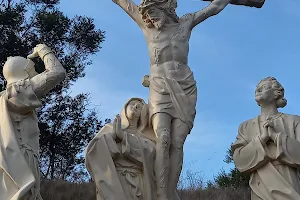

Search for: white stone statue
xmin=111 ymin=0 xmax=266 ymax=199
xmin=232 ymin=77 xmax=300 ymax=200
xmin=0 ymin=44 xmax=66 ymax=200
xmin=85 ymin=98 xmax=160 ymax=200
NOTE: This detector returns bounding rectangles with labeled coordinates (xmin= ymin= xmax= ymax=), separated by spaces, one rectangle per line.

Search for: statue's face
xmin=255 ymin=80 xmax=277 ymax=105
xmin=142 ymin=7 xmax=166 ymax=29
xmin=126 ymin=100 xmax=144 ymax=119
xmin=140 ymin=0 xmax=179 ymax=29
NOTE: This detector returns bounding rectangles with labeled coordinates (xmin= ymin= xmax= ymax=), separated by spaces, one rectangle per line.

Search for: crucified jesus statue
xmin=112 ymin=0 xmax=264 ymax=199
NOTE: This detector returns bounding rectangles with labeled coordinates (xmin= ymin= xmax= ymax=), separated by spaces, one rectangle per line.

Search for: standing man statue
xmin=112 ymin=0 xmax=264 ymax=199
xmin=0 ymin=44 xmax=66 ymax=200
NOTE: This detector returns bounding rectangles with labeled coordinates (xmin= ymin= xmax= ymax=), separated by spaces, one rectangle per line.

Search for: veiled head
xmin=255 ymin=77 xmax=287 ymax=108
xmin=126 ymin=99 xmax=144 ymax=120
xmin=139 ymin=0 xmax=179 ymax=29
xmin=120 ymin=98 xmax=149 ymax=131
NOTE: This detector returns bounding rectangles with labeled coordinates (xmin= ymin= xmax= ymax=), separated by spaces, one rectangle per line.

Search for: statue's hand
xmin=113 ymin=114 xmax=124 ymax=140
xmin=111 ymin=118 xmax=117 ymax=140
xmin=261 ymin=119 xmax=274 ymax=143
xmin=142 ymin=75 xmax=150 ymax=88
xmin=264 ymin=118 xmax=276 ymax=138
xmin=263 ymin=118 xmax=274 ymax=129
xmin=27 ymin=44 xmax=52 ymax=60
xmin=261 ymin=128 xmax=270 ymax=143
xmin=267 ymin=127 xmax=280 ymax=142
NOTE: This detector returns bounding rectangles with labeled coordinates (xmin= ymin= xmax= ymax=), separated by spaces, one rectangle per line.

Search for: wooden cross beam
xmin=203 ymin=0 xmax=265 ymax=8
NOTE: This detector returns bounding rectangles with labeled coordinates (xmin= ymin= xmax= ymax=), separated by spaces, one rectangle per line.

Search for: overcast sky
xmin=59 ymin=0 xmax=300 ymax=182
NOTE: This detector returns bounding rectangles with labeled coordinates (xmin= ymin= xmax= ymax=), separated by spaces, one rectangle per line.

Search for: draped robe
xmin=232 ymin=113 xmax=300 ymax=200
xmin=85 ymin=124 xmax=157 ymax=200
xmin=0 ymin=79 xmax=43 ymax=200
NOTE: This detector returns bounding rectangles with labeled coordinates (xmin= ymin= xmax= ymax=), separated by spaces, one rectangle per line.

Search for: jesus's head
xmin=139 ymin=0 xmax=179 ymax=29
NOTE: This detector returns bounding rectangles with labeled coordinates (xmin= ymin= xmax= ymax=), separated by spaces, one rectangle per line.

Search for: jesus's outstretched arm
xmin=189 ymin=0 xmax=231 ymax=29
xmin=112 ymin=0 xmax=144 ymax=28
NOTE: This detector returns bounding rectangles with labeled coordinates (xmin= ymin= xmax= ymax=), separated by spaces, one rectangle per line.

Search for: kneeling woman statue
xmin=85 ymin=98 xmax=157 ymax=200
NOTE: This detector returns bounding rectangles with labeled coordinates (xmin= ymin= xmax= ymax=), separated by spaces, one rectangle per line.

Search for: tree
xmin=0 ymin=0 xmax=107 ymax=181
xmin=214 ymin=147 xmax=250 ymax=189
xmin=0 ymin=78 xmax=3 ymax=91
xmin=38 ymin=94 xmax=111 ymax=181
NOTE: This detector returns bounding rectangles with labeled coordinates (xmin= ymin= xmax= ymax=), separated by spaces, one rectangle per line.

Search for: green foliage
xmin=224 ymin=146 xmax=233 ymax=164
xmin=0 ymin=81 xmax=3 ymax=91
xmin=214 ymin=146 xmax=250 ymax=189
xmin=0 ymin=0 xmax=105 ymax=87
xmin=0 ymin=0 xmax=106 ymax=181
xmin=38 ymin=94 xmax=110 ymax=180
xmin=214 ymin=168 xmax=250 ymax=189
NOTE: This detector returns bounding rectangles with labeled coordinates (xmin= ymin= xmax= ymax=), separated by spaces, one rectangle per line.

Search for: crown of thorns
xmin=139 ymin=0 xmax=176 ymax=13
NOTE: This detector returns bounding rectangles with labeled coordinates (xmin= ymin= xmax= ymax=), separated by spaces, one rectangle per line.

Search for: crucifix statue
xmin=111 ymin=0 xmax=265 ymax=199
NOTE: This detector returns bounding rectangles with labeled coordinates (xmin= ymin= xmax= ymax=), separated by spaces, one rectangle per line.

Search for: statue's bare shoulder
xmin=179 ymin=13 xmax=194 ymax=23
xmin=178 ymin=13 xmax=195 ymax=30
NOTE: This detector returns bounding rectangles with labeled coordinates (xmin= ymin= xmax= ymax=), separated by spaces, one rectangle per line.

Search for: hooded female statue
xmin=85 ymin=98 xmax=157 ymax=200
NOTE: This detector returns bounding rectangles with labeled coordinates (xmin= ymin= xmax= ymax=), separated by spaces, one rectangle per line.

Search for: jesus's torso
xmin=142 ymin=15 xmax=194 ymax=80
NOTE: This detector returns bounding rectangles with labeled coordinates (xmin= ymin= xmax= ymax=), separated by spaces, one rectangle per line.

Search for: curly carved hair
xmin=256 ymin=77 xmax=287 ymax=108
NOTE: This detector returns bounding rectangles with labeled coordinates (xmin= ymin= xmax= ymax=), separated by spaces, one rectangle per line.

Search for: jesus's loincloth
xmin=149 ymin=62 xmax=197 ymax=131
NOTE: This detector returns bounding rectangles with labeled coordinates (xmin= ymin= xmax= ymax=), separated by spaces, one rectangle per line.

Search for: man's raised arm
xmin=28 ymin=44 xmax=66 ymax=98
xmin=112 ymin=0 xmax=144 ymax=28
xmin=190 ymin=0 xmax=231 ymax=29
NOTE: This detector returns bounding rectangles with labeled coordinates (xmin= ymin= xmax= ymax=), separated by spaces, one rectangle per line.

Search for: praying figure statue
xmin=0 ymin=44 xmax=66 ymax=200
xmin=232 ymin=77 xmax=300 ymax=200
xmin=111 ymin=0 xmax=264 ymax=199
xmin=85 ymin=98 xmax=159 ymax=200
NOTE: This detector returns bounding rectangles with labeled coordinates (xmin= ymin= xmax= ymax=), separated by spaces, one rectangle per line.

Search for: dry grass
xmin=40 ymin=180 xmax=250 ymax=200
xmin=41 ymin=180 xmax=96 ymax=200
xmin=178 ymin=187 xmax=250 ymax=200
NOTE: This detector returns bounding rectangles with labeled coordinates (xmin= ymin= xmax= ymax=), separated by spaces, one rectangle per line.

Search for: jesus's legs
xmin=152 ymin=112 xmax=172 ymax=200
xmin=168 ymin=118 xmax=189 ymax=199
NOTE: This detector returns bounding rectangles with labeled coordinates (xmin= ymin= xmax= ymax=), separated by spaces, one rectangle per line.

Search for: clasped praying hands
xmin=261 ymin=118 xmax=280 ymax=143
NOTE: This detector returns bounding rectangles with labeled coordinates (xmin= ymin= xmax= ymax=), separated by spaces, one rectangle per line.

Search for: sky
xmin=58 ymin=0 xmax=300 ymax=182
